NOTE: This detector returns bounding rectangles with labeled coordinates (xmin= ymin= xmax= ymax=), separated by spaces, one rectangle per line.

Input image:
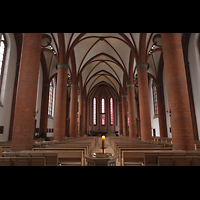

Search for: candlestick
xmin=102 ymin=135 xmax=105 ymax=149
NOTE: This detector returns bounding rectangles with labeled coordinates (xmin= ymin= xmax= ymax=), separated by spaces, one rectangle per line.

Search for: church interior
xmin=0 ymin=33 xmax=200 ymax=166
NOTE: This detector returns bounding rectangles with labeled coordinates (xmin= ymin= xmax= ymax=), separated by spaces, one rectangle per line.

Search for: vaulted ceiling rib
xmin=41 ymin=33 xmax=173 ymax=99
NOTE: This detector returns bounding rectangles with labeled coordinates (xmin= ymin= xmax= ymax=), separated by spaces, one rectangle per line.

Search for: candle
xmin=102 ymin=135 xmax=105 ymax=149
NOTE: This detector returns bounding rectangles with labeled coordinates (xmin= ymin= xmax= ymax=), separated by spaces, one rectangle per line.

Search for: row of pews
xmin=0 ymin=137 xmax=97 ymax=166
xmin=109 ymin=136 xmax=200 ymax=166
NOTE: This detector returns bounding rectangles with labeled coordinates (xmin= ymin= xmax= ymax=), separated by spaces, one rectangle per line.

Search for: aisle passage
xmin=91 ymin=132 xmax=120 ymax=166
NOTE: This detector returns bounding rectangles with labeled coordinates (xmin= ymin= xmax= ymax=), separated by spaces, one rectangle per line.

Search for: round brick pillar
xmin=82 ymin=100 xmax=87 ymax=136
xmin=122 ymin=95 xmax=128 ymax=136
xmin=137 ymin=64 xmax=152 ymax=141
xmin=40 ymin=84 xmax=49 ymax=135
xmin=78 ymin=95 xmax=83 ymax=137
xmin=161 ymin=33 xmax=195 ymax=150
xmin=118 ymin=101 xmax=123 ymax=135
xmin=127 ymin=84 xmax=137 ymax=138
xmin=54 ymin=64 xmax=68 ymax=141
xmin=70 ymin=84 xmax=78 ymax=137
xmin=11 ymin=33 xmax=42 ymax=151
xmin=156 ymin=84 xmax=168 ymax=137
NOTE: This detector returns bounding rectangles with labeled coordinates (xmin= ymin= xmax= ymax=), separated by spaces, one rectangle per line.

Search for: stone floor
xmin=91 ymin=132 xmax=120 ymax=166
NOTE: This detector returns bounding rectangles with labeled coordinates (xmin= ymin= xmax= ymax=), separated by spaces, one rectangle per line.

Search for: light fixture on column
xmin=34 ymin=109 xmax=39 ymax=117
xmin=148 ymin=41 xmax=157 ymax=55
xmin=166 ymin=108 xmax=171 ymax=117
xmin=148 ymin=34 xmax=162 ymax=55
xmin=47 ymin=42 xmax=57 ymax=55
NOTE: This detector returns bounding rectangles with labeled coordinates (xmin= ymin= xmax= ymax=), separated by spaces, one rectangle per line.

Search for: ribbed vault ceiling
xmin=41 ymin=33 xmax=168 ymax=98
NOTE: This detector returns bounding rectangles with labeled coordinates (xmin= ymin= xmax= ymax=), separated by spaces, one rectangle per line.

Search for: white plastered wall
xmin=188 ymin=33 xmax=200 ymax=140
xmin=0 ymin=33 xmax=17 ymax=141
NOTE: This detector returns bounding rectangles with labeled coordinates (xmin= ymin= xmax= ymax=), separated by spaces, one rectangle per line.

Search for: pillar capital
xmin=57 ymin=63 xmax=68 ymax=69
xmin=127 ymin=84 xmax=135 ymax=88
xmin=156 ymin=83 xmax=163 ymax=88
xmin=71 ymin=84 xmax=79 ymax=87
xmin=121 ymin=95 xmax=127 ymax=98
xmin=136 ymin=63 xmax=148 ymax=69
xmin=43 ymin=84 xmax=50 ymax=88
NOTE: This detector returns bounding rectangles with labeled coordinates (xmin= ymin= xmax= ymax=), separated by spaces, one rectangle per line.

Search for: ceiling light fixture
xmin=148 ymin=41 xmax=157 ymax=55
xmin=47 ymin=42 xmax=57 ymax=55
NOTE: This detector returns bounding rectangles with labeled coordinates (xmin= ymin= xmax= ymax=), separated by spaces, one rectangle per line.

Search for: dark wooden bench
xmin=144 ymin=151 xmax=200 ymax=166
xmin=0 ymin=157 xmax=46 ymax=166
xmin=158 ymin=156 xmax=200 ymax=166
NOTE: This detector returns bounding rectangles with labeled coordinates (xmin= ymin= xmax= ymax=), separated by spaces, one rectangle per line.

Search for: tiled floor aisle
xmin=91 ymin=132 xmax=120 ymax=166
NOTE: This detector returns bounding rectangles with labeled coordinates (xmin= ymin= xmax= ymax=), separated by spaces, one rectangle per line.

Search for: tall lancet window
xmin=110 ymin=98 xmax=113 ymax=125
xmin=101 ymin=98 xmax=105 ymax=125
xmin=152 ymin=83 xmax=158 ymax=117
xmin=0 ymin=33 xmax=6 ymax=93
xmin=48 ymin=80 xmax=54 ymax=116
xmin=93 ymin=98 xmax=97 ymax=125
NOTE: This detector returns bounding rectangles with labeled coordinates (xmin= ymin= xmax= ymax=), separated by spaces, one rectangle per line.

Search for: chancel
xmin=0 ymin=33 xmax=200 ymax=166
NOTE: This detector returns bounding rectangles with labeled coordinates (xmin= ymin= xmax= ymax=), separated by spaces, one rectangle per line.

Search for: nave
xmin=1 ymin=131 xmax=200 ymax=166
xmin=1 ymin=33 xmax=200 ymax=166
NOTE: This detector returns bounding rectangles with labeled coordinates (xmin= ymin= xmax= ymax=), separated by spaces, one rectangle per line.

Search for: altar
xmin=85 ymin=153 xmax=118 ymax=166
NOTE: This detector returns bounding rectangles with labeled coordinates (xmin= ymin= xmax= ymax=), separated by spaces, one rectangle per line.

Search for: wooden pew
xmin=0 ymin=157 xmax=46 ymax=166
xmin=144 ymin=151 xmax=200 ymax=166
xmin=121 ymin=150 xmax=173 ymax=166
xmin=118 ymin=146 xmax=172 ymax=164
xmin=32 ymin=136 xmax=97 ymax=166
xmin=44 ymin=137 xmax=97 ymax=154
xmin=158 ymin=156 xmax=200 ymax=166
xmin=122 ymin=151 xmax=144 ymax=166
xmin=0 ymin=141 xmax=11 ymax=152
xmin=0 ymin=157 xmax=11 ymax=166
xmin=121 ymin=150 xmax=200 ymax=166
xmin=3 ymin=151 xmax=58 ymax=166
xmin=32 ymin=149 xmax=85 ymax=166
xmin=57 ymin=151 xmax=83 ymax=166
xmin=109 ymin=137 xmax=173 ymax=165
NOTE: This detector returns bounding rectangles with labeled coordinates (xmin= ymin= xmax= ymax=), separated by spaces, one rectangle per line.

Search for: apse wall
xmin=88 ymin=85 xmax=118 ymax=133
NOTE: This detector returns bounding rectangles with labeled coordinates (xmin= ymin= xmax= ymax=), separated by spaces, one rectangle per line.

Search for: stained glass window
xmin=48 ymin=80 xmax=54 ymax=116
xmin=0 ymin=33 xmax=6 ymax=93
xmin=110 ymin=98 xmax=113 ymax=125
xmin=93 ymin=98 xmax=97 ymax=125
xmin=101 ymin=98 xmax=105 ymax=125
xmin=152 ymin=84 xmax=158 ymax=116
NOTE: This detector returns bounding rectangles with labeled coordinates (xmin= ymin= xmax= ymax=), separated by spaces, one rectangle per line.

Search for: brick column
xmin=78 ymin=95 xmax=83 ymax=137
xmin=118 ymin=101 xmax=123 ymax=135
xmin=82 ymin=100 xmax=87 ymax=136
xmin=127 ymin=84 xmax=137 ymax=138
xmin=156 ymin=83 xmax=168 ymax=137
xmin=70 ymin=84 xmax=78 ymax=137
xmin=137 ymin=64 xmax=152 ymax=141
xmin=11 ymin=33 xmax=42 ymax=151
xmin=161 ymin=33 xmax=195 ymax=150
xmin=54 ymin=64 xmax=68 ymax=141
xmin=40 ymin=84 xmax=49 ymax=135
xmin=122 ymin=95 xmax=128 ymax=136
